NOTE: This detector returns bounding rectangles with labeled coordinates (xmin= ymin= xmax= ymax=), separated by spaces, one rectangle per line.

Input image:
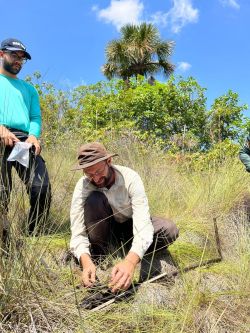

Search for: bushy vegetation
xmin=0 ymin=74 xmax=249 ymax=332
xmin=26 ymin=72 xmax=249 ymax=153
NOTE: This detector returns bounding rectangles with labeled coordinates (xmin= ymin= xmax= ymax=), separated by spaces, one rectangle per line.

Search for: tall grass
xmin=0 ymin=138 xmax=249 ymax=332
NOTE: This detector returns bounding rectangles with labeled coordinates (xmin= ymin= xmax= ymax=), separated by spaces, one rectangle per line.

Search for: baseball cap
xmin=0 ymin=38 xmax=31 ymax=60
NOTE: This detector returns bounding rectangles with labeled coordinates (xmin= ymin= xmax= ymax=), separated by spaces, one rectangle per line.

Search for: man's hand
xmin=80 ymin=254 xmax=96 ymax=288
xmin=0 ymin=125 xmax=19 ymax=146
xmin=25 ymin=135 xmax=41 ymax=155
xmin=109 ymin=252 xmax=140 ymax=293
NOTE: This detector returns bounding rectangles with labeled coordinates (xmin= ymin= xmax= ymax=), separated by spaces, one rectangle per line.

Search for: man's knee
xmin=84 ymin=191 xmax=113 ymax=245
xmin=85 ymin=191 xmax=107 ymax=208
xmin=152 ymin=216 xmax=179 ymax=243
xmin=165 ymin=222 xmax=179 ymax=241
xmin=84 ymin=191 xmax=113 ymax=220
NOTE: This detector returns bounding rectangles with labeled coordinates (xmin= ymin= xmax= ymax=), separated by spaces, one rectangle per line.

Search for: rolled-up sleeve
xmin=70 ymin=177 xmax=91 ymax=260
xmin=128 ymin=173 xmax=154 ymax=259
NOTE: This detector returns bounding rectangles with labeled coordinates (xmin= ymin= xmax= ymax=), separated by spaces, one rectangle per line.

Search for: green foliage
xmin=26 ymin=72 xmax=74 ymax=145
xmin=25 ymin=72 xmax=249 ymax=155
xmin=61 ymin=75 xmax=209 ymax=150
xmin=208 ymin=90 xmax=248 ymax=144
xmin=169 ymin=139 xmax=241 ymax=172
xmin=127 ymin=76 xmax=208 ymax=150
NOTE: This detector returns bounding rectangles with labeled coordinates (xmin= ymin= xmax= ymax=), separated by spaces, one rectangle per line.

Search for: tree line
xmin=26 ymin=72 xmax=249 ymax=154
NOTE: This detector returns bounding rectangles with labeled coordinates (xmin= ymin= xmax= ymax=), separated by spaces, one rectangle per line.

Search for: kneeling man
xmin=70 ymin=142 xmax=179 ymax=292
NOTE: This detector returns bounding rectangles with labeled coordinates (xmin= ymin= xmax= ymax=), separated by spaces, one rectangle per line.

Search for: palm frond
xmin=102 ymin=22 xmax=175 ymax=81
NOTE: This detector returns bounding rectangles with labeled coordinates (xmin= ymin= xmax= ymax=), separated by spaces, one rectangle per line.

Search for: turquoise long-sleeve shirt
xmin=0 ymin=74 xmax=41 ymax=138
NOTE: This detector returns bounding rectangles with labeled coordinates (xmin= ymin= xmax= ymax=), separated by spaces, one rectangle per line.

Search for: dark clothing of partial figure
xmin=239 ymin=142 xmax=250 ymax=221
xmin=0 ymin=130 xmax=51 ymax=234
xmin=84 ymin=191 xmax=179 ymax=261
xmin=239 ymin=144 xmax=250 ymax=173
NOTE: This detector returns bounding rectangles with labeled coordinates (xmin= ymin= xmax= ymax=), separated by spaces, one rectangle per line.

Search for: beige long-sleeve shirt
xmin=70 ymin=165 xmax=154 ymax=260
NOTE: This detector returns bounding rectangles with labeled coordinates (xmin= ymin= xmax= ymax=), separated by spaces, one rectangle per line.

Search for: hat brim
xmin=2 ymin=47 xmax=31 ymax=60
xmin=71 ymin=153 xmax=118 ymax=171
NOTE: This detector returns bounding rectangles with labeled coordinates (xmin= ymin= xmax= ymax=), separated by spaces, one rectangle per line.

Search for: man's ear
xmin=106 ymin=157 xmax=112 ymax=166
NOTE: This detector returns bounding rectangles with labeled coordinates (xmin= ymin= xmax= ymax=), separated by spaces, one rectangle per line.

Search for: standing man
xmin=0 ymin=38 xmax=51 ymax=243
xmin=70 ymin=142 xmax=179 ymax=293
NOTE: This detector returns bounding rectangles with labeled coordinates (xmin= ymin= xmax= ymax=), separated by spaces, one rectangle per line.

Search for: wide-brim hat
xmin=72 ymin=142 xmax=118 ymax=170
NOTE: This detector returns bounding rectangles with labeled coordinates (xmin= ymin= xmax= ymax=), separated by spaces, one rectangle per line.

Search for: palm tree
xmin=102 ymin=23 xmax=175 ymax=81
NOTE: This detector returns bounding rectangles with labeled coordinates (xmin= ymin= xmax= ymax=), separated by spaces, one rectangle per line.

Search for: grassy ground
xmin=0 ymin=139 xmax=249 ymax=332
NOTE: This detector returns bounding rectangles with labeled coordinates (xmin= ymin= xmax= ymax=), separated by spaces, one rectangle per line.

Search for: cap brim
xmin=2 ymin=47 xmax=31 ymax=60
xmin=71 ymin=153 xmax=118 ymax=171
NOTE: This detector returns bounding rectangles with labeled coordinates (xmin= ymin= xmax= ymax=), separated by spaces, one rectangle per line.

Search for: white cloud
xmin=169 ymin=0 xmax=199 ymax=33
xmin=177 ymin=61 xmax=191 ymax=72
xmin=93 ymin=0 xmax=198 ymax=33
xmin=59 ymin=78 xmax=87 ymax=89
xmin=219 ymin=0 xmax=240 ymax=9
xmin=151 ymin=11 xmax=168 ymax=27
xmin=151 ymin=0 xmax=199 ymax=34
xmin=93 ymin=0 xmax=144 ymax=30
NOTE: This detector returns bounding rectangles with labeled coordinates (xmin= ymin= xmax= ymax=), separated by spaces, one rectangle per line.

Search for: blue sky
xmin=1 ymin=0 xmax=249 ymax=112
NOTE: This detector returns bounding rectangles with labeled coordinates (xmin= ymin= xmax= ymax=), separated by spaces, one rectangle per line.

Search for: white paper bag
xmin=7 ymin=142 xmax=32 ymax=168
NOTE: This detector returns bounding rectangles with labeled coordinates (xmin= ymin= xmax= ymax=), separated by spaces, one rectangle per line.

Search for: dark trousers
xmin=84 ymin=191 xmax=179 ymax=260
xmin=0 ymin=134 xmax=51 ymax=234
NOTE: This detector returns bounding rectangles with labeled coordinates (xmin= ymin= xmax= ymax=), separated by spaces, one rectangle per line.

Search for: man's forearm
xmin=124 ymin=251 xmax=140 ymax=267
xmin=80 ymin=253 xmax=94 ymax=268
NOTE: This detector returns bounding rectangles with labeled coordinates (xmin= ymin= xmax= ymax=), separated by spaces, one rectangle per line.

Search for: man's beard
xmin=91 ymin=176 xmax=109 ymax=188
xmin=91 ymin=167 xmax=114 ymax=188
xmin=3 ymin=59 xmax=21 ymax=75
